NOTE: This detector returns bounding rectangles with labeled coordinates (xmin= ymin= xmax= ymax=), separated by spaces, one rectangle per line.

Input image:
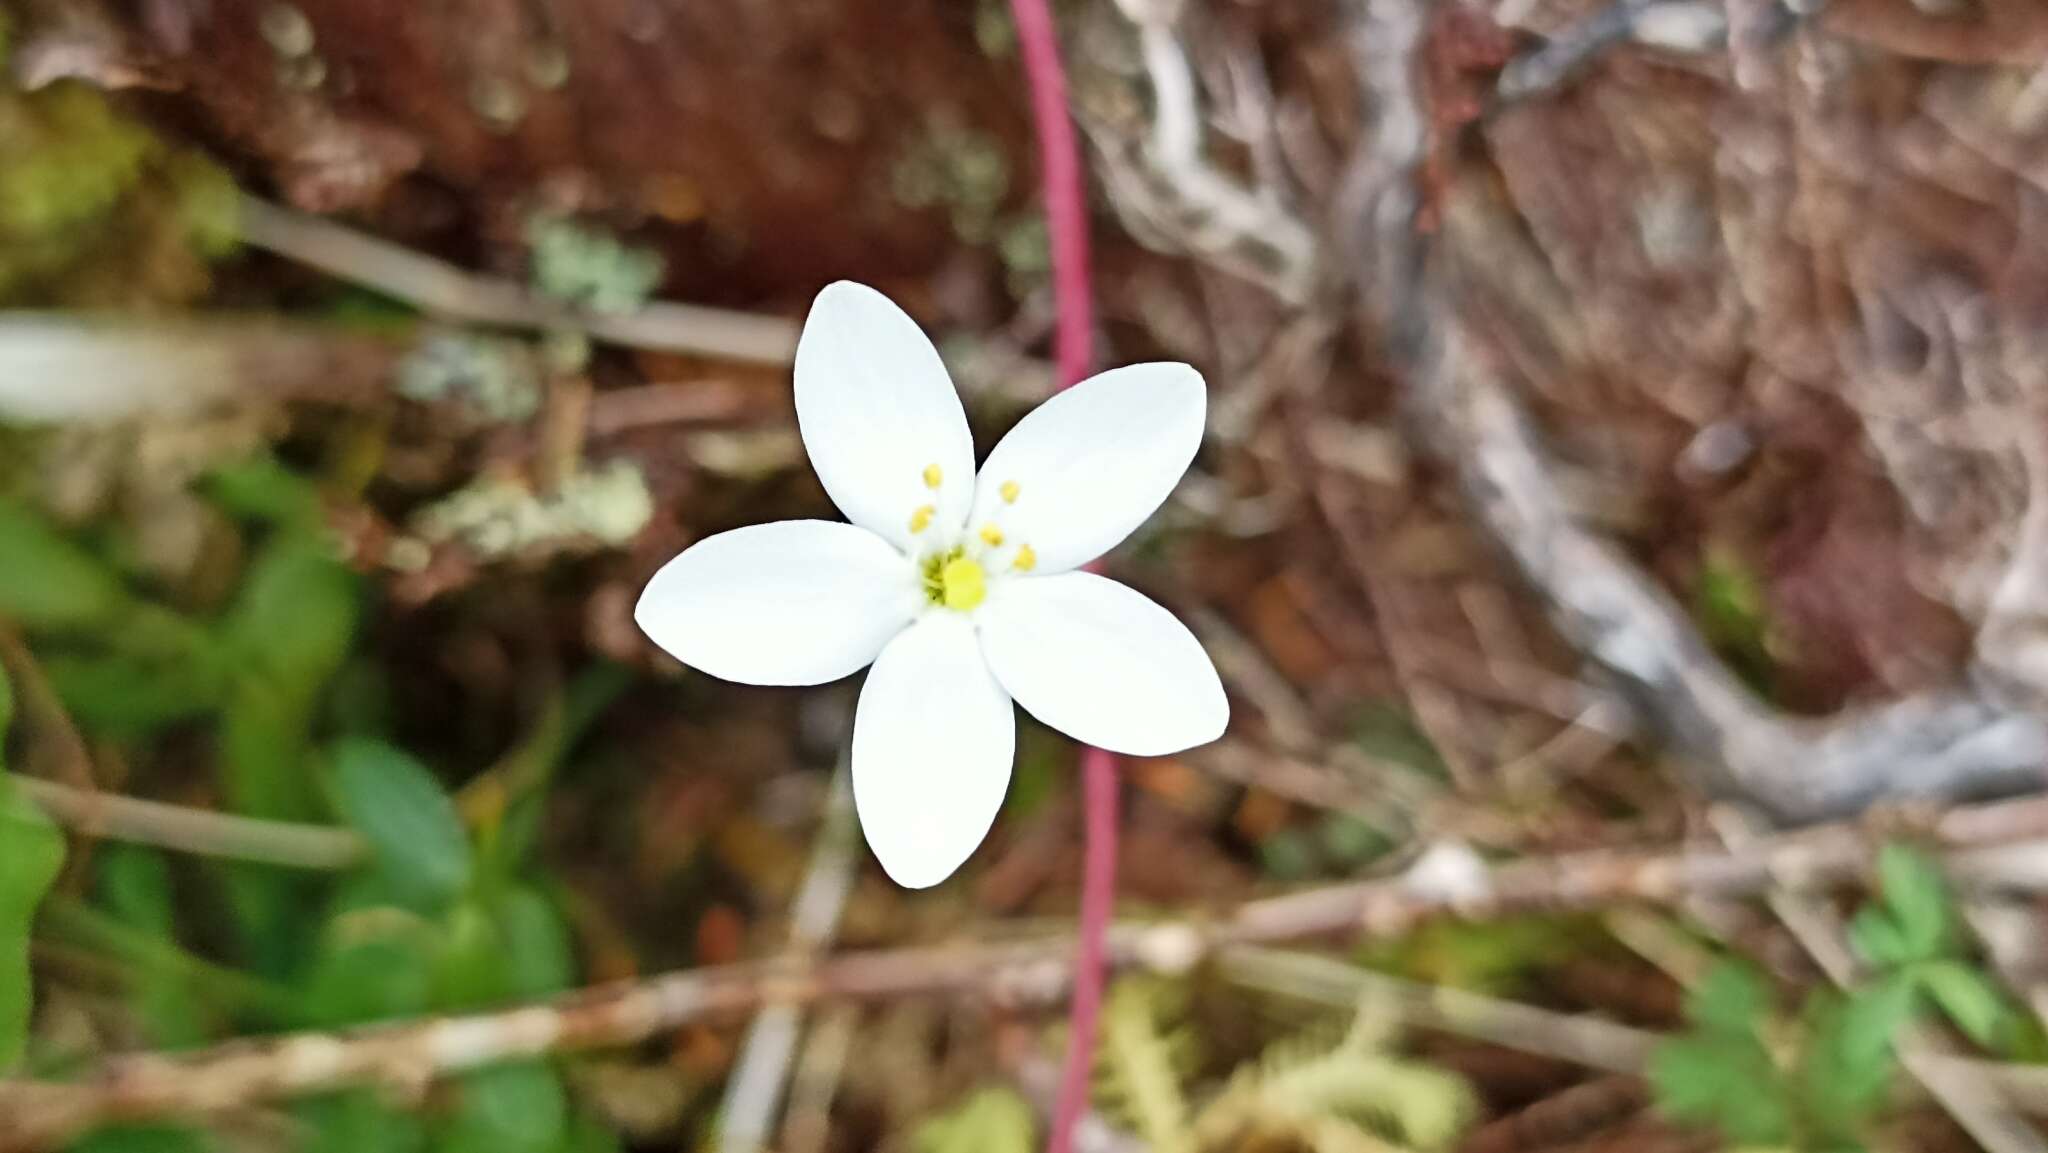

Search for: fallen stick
xmin=9 ymin=790 xmax=2048 ymax=1149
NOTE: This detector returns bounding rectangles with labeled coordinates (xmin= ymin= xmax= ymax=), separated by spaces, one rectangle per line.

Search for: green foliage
xmin=1919 ymin=961 xmax=2007 ymax=1047
xmin=439 ymin=1061 xmax=569 ymax=1153
xmin=1190 ymin=1012 xmax=1476 ymax=1153
xmin=1651 ymin=958 xmax=1927 ymax=1148
xmin=1654 ymin=851 xmax=2024 ymax=1149
xmin=1650 ymin=963 xmax=1795 ymax=1146
xmin=891 ymin=117 xmax=1012 ymax=245
xmin=297 ymin=1091 xmax=428 ymax=1153
xmin=1095 ymin=978 xmax=1474 ymax=1153
xmin=1357 ymin=915 xmax=1596 ymax=995
xmin=1097 ymin=980 xmax=1196 ymax=1147
xmin=913 ymin=1088 xmax=1036 ymax=1153
xmin=1799 ymin=977 xmax=1916 ymax=1138
xmin=490 ymin=885 xmax=577 ymax=1000
xmin=0 ymin=81 xmax=236 ymax=305
xmin=0 ymin=772 xmax=64 ymax=1069
xmin=1347 ymin=701 xmax=1448 ymax=781
xmin=0 ymin=83 xmax=154 ymax=246
xmin=1850 ymin=844 xmax=1949 ymax=968
xmin=42 ymin=651 xmax=225 ymax=735
xmin=1848 ymin=845 xmax=2024 ymax=1049
xmin=204 ymin=457 xmax=327 ymax=532
xmin=67 ymin=1124 xmax=213 ymax=1153
xmin=0 ymin=500 xmax=130 ymax=630
xmin=96 ymin=847 xmax=207 ymax=1047
xmin=525 ymin=216 xmax=663 ymax=314
xmin=0 ymin=466 xmax=622 ymax=1145
xmin=1694 ymin=545 xmax=1776 ymax=697
xmin=1257 ymin=828 xmax=1320 ymax=881
xmin=326 ymin=739 xmax=474 ymax=906
xmin=1259 ymin=816 xmax=1398 ymax=880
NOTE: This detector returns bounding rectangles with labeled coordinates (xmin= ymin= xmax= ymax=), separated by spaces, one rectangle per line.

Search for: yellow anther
xmin=1011 ymin=544 xmax=1037 ymax=572
xmin=940 ymin=556 xmax=987 ymax=611
xmin=999 ymin=480 xmax=1021 ymax=504
xmin=909 ymin=504 xmax=935 ymax=533
xmin=979 ymin=524 xmax=1005 ymax=547
xmin=922 ymin=463 xmax=944 ymax=489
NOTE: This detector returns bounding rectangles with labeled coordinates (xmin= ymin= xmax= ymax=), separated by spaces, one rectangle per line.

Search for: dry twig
xmin=9 ymin=778 xmax=364 ymax=871
xmin=235 ymin=197 xmax=798 ymax=365
xmin=10 ymin=791 xmax=2048 ymax=1147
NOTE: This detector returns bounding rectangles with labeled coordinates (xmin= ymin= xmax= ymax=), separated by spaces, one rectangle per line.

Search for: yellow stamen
xmin=939 ymin=555 xmax=987 ymax=611
xmin=979 ymin=524 xmax=1005 ymax=547
xmin=909 ymin=504 xmax=935 ymax=533
xmin=922 ymin=463 xmax=944 ymax=489
xmin=1011 ymin=544 xmax=1037 ymax=572
xmin=999 ymin=480 xmax=1021 ymax=504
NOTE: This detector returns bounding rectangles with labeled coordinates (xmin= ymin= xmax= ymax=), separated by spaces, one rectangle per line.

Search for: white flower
xmin=635 ymin=282 xmax=1228 ymax=888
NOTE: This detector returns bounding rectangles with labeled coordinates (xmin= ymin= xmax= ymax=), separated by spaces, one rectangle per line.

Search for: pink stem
xmin=1051 ymin=744 xmax=1118 ymax=1152
xmin=1009 ymin=0 xmax=1094 ymax=389
xmin=1005 ymin=2 xmax=1113 ymax=1152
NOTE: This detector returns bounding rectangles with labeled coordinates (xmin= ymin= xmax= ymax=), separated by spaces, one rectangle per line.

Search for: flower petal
xmin=636 ymin=520 xmax=918 ymax=686
xmin=852 ymin=612 xmax=1015 ymax=888
xmin=977 ymin=572 xmax=1227 ymax=756
xmin=795 ymin=282 xmax=976 ymax=552
xmin=968 ymin=362 xmax=1204 ymax=573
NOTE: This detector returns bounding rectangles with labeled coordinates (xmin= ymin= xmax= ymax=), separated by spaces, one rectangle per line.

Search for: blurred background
xmin=8 ymin=0 xmax=2048 ymax=1150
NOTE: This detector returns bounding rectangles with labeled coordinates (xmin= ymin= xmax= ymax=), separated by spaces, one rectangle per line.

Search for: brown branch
xmin=9 ymin=791 xmax=2048 ymax=1148
xmin=234 ymin=196 xmax=799 ymax=366
xmin=9 ymin=778 xmax=363 ymax=871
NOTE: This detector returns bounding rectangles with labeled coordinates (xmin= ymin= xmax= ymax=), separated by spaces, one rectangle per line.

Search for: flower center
xmin=921 ymin=547 xmax=988 ymax=612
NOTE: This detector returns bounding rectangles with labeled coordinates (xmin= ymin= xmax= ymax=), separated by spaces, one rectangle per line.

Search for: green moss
xmin=0 ymin=81 xmax=239 ymax=304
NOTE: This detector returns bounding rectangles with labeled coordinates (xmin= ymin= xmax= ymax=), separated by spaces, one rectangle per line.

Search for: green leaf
xmin=204 ymin=457 xmax=326 ymax=530
xmin=492 ymin=886 xmax=575 ymax=1000
xmin=1877 ymin=844 xmax=1948 ymax=963
xmin=1801 ymin=977 xmax=1916 ymax=1136
xmin=1685 ymin=962 xmax=1772 ymax=1035
xmin=1849 ymin=907 xmax=1911 ymax=969
xmin=217 ymin=534 xmax=357 ymax=827
xmin=326 ymin=739 xmax=473 ymax=905
xmin=221 ymin=535 xmax=359 ymax=698
xmin=1316 ymin=813 xmax=1394 ymax=868
xmin=1918 ymin=961 xmax=2010 ymax=1048
xmin=1257 ymin=828 xmax=1320 ymax=881
xmin=432 ymin=903 xmax=509 ymax=1011
xmin=221 ymin=679 xmax=321 ymax=823
xmin=97 ymin=846 xmax=205 ymax=1047
xmin=43 ymin=652 xmax=227 ymax=736
xmin=561 ymin=1112 xmax=623 ymax=1153
xmin=0 ymin=660 xmax=14 ymax=745
xmin=297 ymin=1090 xmax=428 ymax=1153
xmin=438 ymin=1062 xmax=568 ymax=1153
xmin=0 ymin=775 xmax=65 ymax=1069
xmin=66 ymin=1124 xmax=212 ymax=1153
xmin=911 ymin=1087 xmax=1037 ymax=1153
xmin=1650 ymin=1033 xmax=1791 ymax=1146
xmin=301 ymin=934 xmax=437 ymax=1028
xmin=0 ymin=502 xmax=129 ymax=630
xmin=1348 ymin=701 xmax=1448 ymax=780
xmin=476 ymin=666 xmax=629 ymax=880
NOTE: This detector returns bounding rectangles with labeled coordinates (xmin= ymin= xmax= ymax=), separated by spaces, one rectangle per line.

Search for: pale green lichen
xmin=408 ymin=460 xmax=653 ymax=559
xmin=890 ymin=115 xmax=1011 ymax=245
xmin=525 ymin=215 xmax=664 ymax=314
xmin=394 ymin=335 xmax=541 ymax=423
